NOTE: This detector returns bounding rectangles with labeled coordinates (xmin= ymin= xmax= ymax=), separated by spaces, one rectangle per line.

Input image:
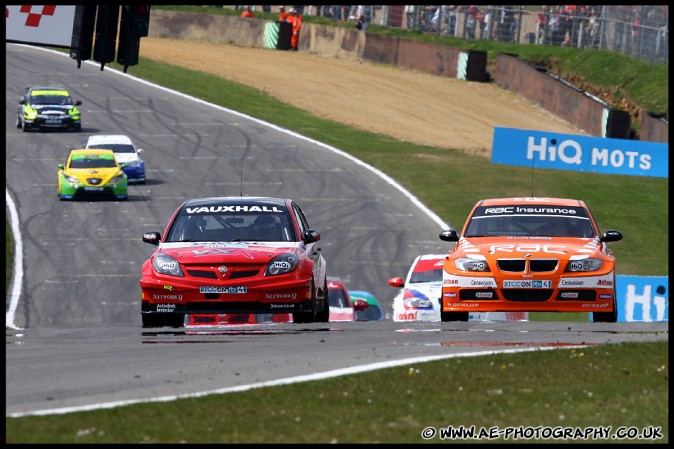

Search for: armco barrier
xmin=494 ymin=53 xmax=632 ymax=139
xmin=641 ymin=112 xmax=669 ymax=143
xmin=396 ymin=38 xmax=458 ymax=77
xmin=146 ymin=10 xmax=665 ymax=140
xmin=361 ymin=32 xmax=399 ymax=66
xmin=148 ymin=10 xmax=265 ymax=47
xmin=147 ymin=9 xmax=486 ymax=80
xmin=394 ymin=40 xmax=488 ymax=82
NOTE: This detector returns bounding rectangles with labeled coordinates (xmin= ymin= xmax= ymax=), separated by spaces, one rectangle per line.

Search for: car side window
xmin=328 ymin=289 xmax=349 ymax=308
xmin=292 ymin=203 xmax=309 ymax=240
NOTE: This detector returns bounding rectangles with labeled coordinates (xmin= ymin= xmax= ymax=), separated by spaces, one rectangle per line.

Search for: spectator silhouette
xmin=240 ymin=5 xmax=254 ymax=18
xmin=278 ymin=5 xmax=288 ymax=22
xmin=287 ymin=8 xmax=302 ymax=51
xmin=356 ymin=14 xmax=367 ymax=31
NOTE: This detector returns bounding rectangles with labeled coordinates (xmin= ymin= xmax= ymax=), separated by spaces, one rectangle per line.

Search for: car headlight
xmin=126 ymin=160 xmax=140 ymax=167
xmin=110 ymin=175 xmax=125 ymax=184
xmin=404 ymin=297 xmax=431 ymax=308
xmin=264 ymin=253 xmax=298 ymax=276
xmin=565 ymin=258 xmax=603 ymax=272
xmin=63 ymin=174 xmax=79 ymax=184
xmin=153 ymin=253 xmax=184 ymax=277
xmin=24 ymin=108 xmax=37 ymax=120
xmin=455 ymin=257 xmax=490 ymax=272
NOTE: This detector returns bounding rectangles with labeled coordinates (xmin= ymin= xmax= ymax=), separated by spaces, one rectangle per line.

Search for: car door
xmin=291 ymin=201 xmax=326 ymax=289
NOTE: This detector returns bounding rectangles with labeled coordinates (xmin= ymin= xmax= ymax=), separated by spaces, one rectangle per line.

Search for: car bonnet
xmin=157 ymin=241 xmax=303 ymax=264
xmin=456 ymin=236 xmax=605 ymax=260
xmin=66 ymin=168 xmax=124 ymax=184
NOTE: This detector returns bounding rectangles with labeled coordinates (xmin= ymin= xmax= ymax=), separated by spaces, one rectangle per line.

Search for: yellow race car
xmin=57 ymin=149 xmax=128 ymax=201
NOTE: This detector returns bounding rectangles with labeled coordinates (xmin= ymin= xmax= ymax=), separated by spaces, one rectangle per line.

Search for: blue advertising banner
xmin=613 ymin=275 xmax=668 ymax=322
xmin=491 ymin=127 xmax=668 ymax=178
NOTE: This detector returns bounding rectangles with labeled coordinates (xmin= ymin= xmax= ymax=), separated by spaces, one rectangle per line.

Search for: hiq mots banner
xmin=491 ymin=127 xmax=668 ymax=178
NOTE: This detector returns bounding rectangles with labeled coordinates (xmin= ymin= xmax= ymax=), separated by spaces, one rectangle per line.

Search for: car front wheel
xmin=142 ymin=313 xmax=165 ymax=328
xmin=314 ymin=278 xmax=330 ymax=323
xmin=293 ymin=280 xmax=318 ymax=324
xmin=440 ymin=311 xmax=469 ymax=321
xmin=592 ymin=296 xmax=618 ymax=323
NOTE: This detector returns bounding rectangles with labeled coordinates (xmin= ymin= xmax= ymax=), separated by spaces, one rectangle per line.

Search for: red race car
xmin=140 ymin=196 xmax=329 ymax=327
xmin=326 ymin=276 xmax=356 ymax=322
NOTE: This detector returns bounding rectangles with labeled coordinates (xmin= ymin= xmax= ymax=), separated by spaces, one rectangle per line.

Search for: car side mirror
xmin=439 ymin=229 xmax=459 ymax=242
xmin=19 ymin=99 xmax=25 ymax=105
xmin=388 ymin=277 xmax=404 ymax=288
xmin=352 ymin=299 xmax=369 ymax=311
xmin=601 ymin=230 xmax=623 ymax=243
xmin=143 ymin=231 xmax=161 ymax=246
xmin=304 ymin=229 xmax=320 ymax=244
xmin=137 ymin=148 xmax=144 ymax=154
xmin=75 ymin=100 xmax=82 ymax=106
xmin=58 ymin=163 xmax=64 ymax=169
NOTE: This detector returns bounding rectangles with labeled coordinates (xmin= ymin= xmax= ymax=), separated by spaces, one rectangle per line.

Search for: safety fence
xmin=295 ymin=5 xmax=668 ymax=65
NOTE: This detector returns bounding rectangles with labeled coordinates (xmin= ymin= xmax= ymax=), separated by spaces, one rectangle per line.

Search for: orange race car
xmin=438 ymin=197 xmax=623 ymax=323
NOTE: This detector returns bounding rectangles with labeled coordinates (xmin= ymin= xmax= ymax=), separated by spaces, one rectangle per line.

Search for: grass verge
xmin=6 ymin=341 xmax=668 ymax=443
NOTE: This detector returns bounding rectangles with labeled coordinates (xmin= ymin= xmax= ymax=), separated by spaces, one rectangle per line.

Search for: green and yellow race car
xmin=17 ymin=86 xmax=82 ymax=132
xmin=57 ymin=149 xmax=128 ymax=201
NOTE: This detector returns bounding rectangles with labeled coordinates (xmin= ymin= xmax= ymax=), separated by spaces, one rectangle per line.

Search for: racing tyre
xmin=165 ymin=313 xmax=186 ymax=327
xmin=16 ymin=116 xmax=22 ymax=129
xmin=440 ymin=311 xmax=469 ymax=322
xmin=142 ymin=313 xmax=166 ymax=328
xmin=592 ymin=297 xmax=618 ymax=323
xmin=314 ymin=278 xmax=330 ymax=323
xmin=293 ymin=281 xmax=318 ymax=323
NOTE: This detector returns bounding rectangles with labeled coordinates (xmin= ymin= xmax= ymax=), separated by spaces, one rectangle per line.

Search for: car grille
xmin=501 ymin=289 xmax=553 ymax=302
xmin=556 ymin=290 xmax=597 ymax=301
xmin=87 ymin=178 xmax=103 ymax=185
xmin=72 ymin=188 xmax=117 ymax=200
xmin=187 ymin=270 xmax=218 ymax=279
xmin=187 ymin=269 xmax=261 ymax=280
xmin=497 ymin=259 xmax=558 ymax=272
xmin=459 ymin=289 xmax=498 ymax=300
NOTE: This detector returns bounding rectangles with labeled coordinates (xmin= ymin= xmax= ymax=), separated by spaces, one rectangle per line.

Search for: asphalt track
xmin=5 ymin=44 xmax=668 ymax=417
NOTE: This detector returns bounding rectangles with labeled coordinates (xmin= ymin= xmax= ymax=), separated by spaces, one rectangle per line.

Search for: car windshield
xmin=31 ymin=95 xmax=72 ymax=106
xmin=465 ymin=214 xmax=595 ymax=238
xmin=88 ymin=143 xmax=136 ymax=154
xmin=328 ymin=288 xmax=350 ymax=308
xmin=354 ymin=305 xmax=382 ymax=321
xmin=165 ymin=209 xmax=296 ymax=243
xmin=69 ymin=158 xmax=117 ymax=169
xmin=409 ymin=268 xmax=443 ymax=284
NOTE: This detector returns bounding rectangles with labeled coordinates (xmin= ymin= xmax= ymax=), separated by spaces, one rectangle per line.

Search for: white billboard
xmin=6 ymin=5 xmax=76 ymax=47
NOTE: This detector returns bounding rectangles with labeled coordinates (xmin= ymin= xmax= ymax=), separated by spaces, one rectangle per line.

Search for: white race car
xmin=84 ymin=134 xmax=146 ymax=183
xmin=389 ymin=254 xmax=445 ymax=322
